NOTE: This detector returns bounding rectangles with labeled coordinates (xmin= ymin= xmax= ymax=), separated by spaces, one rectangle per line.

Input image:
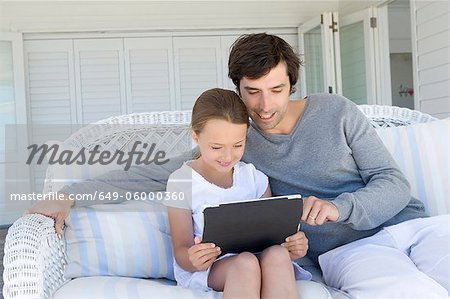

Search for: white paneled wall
xmin=411 ymin=0 xmax=450 ymax=119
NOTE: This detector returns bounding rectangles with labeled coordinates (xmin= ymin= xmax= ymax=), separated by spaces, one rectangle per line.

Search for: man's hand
xmin=282 ymin=230 xmax=308 ymax=260
xmin=23 ymin=193 xmax=74 ymax=235
xmin=187 ymin=237 xmax=221 ymax=271
xmin=301 ymin=196 xmax=339 ymax=226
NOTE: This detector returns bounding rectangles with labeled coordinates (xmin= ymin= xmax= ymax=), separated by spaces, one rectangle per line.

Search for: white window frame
xmin=0 ymin=32 xmax=27 ymax=125
xmin=339 ymin=7 xmax=392 ymax=105
xmin=0 ymin=32 xmax=28 ymax=225
xmin=299 ymin=12 xmax=342 ymax=96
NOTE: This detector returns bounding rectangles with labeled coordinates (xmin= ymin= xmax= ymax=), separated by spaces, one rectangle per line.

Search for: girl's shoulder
xmin=234 ymin=161 xmax=267 ymax=180
xmin=168 ymin=161 xmax=194 ymax=181
xmin=234 ymin=161 xmax=256 ymax=172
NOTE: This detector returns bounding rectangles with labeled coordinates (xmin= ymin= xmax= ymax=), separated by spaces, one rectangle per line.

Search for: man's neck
xmin=271 ymin=98 xmax=307 ymax=135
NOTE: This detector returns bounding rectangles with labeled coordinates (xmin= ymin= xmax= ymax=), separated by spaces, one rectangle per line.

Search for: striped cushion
xmin=64 ymin=201 xmax=174 ymax=280
xmin=375 ymin=118 xmax=450 ymax=216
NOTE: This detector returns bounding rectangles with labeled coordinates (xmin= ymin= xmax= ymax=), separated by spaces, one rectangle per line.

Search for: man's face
xmin=239 ymin=62 xmax=291 ymax=134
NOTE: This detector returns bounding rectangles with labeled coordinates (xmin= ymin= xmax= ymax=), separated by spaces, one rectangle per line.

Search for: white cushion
xmin=53 ymin=276 xmax=332 ymax=299
xmin=64 ymin=201 xmax=174 ymax=280
xmin=375 ymin=118 xmax=450 ymax=216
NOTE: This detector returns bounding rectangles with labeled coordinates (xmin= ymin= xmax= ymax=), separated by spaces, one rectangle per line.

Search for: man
xmin=27 ymin=33 xmax=449 ymax=298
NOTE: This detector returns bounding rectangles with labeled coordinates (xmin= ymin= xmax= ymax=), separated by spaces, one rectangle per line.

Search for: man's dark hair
xmin=228 ymin=33 xmax=301 ymax=95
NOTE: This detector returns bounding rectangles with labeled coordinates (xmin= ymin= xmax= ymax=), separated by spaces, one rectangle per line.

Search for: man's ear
xmin=191 ymin=130 xmax=199 ymax=145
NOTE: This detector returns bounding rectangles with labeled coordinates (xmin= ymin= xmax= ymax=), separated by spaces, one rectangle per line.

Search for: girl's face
xmin=192 ymin=119 xmax=247 ymax=174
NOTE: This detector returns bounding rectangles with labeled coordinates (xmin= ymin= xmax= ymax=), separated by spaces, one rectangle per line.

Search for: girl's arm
xmin=261 ymin=185 xmax=272 ymax=198
xmin=168 ymin=207 xmax=221 ymax=272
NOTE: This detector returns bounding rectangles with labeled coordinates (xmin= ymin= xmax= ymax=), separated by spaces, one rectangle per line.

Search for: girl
xmin=165 ymin=88 xmax=311 ymax=299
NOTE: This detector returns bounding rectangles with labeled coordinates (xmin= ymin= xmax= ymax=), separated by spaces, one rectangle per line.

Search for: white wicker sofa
xmin=3 ymin=105 xmax=447 ymax=299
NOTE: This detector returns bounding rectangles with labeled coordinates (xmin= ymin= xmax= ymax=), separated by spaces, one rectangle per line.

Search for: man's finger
xmin=315 ymin=211 xmax=328 ymax=225
xmin=301 ymin=197 xmax=314 ymax=221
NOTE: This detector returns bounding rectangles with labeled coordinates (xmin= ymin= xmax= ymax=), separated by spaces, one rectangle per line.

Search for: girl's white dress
xmin=165 ymin=161 xmax=311 ymax=291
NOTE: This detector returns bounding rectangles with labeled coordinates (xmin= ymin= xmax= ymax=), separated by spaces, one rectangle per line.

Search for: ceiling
xmin=0 ymin=0 xmax=391 ymax=32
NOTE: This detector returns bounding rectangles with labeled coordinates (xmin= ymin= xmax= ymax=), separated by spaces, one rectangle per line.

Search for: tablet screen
xmin=202 ymin=195 xmax=302 ymax=255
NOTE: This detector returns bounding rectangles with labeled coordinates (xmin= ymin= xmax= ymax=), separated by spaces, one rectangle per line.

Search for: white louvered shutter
xmin=24 ymin=39 xmax=77 ymax=125
xmin=23 ymin=39 xmax=77 ymax=196
xmin=74 ymin=39 xmax=126 ymax=124
xmin=173 ymin=36 xmax=223 ymax=110
xmin=124 ymin=37 xmax=175 ymax=112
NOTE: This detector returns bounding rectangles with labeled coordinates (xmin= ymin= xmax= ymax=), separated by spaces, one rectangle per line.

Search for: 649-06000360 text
xmin=9 ymin=191 xmax=185 ymax=202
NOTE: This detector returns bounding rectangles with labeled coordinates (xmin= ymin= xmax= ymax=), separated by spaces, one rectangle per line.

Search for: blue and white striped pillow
xmin=64 ymin=201 xmax=174 ymax=280
xmin=375 ymin=118 xmax=450 ymax=216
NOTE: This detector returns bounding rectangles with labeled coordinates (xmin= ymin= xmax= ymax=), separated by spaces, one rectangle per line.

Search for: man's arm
xmin=25 ymin=149 xmax=194 ymax=234
xmin=331 ymin=102 xmax=413 ymax=230
xmin=60 ymin=149 xmax=193 ymax=206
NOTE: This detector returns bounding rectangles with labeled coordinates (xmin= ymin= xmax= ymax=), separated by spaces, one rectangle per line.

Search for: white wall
xmin=411 ymin=0 xmax=450 ymax=119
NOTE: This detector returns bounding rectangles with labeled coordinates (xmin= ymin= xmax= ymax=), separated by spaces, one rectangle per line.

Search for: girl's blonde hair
xmin=191 ymin=88 xmax=249 ymax=134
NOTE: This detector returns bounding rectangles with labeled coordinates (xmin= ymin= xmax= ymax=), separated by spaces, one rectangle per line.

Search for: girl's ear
xmin=191 ymin=130 xmax=200 ymax=145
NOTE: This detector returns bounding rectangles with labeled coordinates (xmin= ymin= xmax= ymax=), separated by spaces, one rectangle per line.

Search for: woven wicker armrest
xmin=358 ymin=105 xmax=437 ymax=127
xmin=3 ymin=214 xmax=67 ymax=299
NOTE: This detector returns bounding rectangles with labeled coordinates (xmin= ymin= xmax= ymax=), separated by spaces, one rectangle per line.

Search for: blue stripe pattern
xmin=139 ymin=213 xmax=160 ymax=276
xmin=406 ymin=127 xmax=428 ymax=211
xmin=376 ymin=118 xmax=450 ymax=216
xmin=86 ymin=208 xmax=109 ymax=275
xmin=68 ymin=209 xmax=90 ymax=277
xmin=64 ymin=202 xmax=175 ymax=280
xmin=155 ymin=210 xmax=175 ymax=279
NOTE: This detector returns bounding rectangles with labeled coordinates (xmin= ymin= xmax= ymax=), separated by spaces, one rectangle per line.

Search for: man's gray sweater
xmin=242 ymin=94 xmax=426 ymax=261
xmin=62 ymin=93 xmax=426 ymax=263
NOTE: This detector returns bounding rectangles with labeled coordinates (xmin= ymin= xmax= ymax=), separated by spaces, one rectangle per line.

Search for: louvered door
xmin=24 ymin=39 xmax=77 ymax=125
xmin=24 ymin=39 xmax=78 ymax=194
xmin=124 ymin=37 xmax=175 ymax=112
xmin=74 ymin=39 xmax=126 ymax=124
xmin=173 ymin=36 xmax=223 ymax=110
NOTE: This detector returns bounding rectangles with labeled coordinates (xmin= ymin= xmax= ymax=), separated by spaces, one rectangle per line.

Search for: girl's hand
xmin=301 ymin=196 xmax=339 ymax=226
xmin=187 ymin=237 xmax=221 ymax=271
xmin=282 ymin=231 xmax=308 ymax=260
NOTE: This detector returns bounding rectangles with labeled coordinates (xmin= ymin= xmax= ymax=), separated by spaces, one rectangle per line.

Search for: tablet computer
xmin=202 ymin=194 xmax=302 ymax=256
